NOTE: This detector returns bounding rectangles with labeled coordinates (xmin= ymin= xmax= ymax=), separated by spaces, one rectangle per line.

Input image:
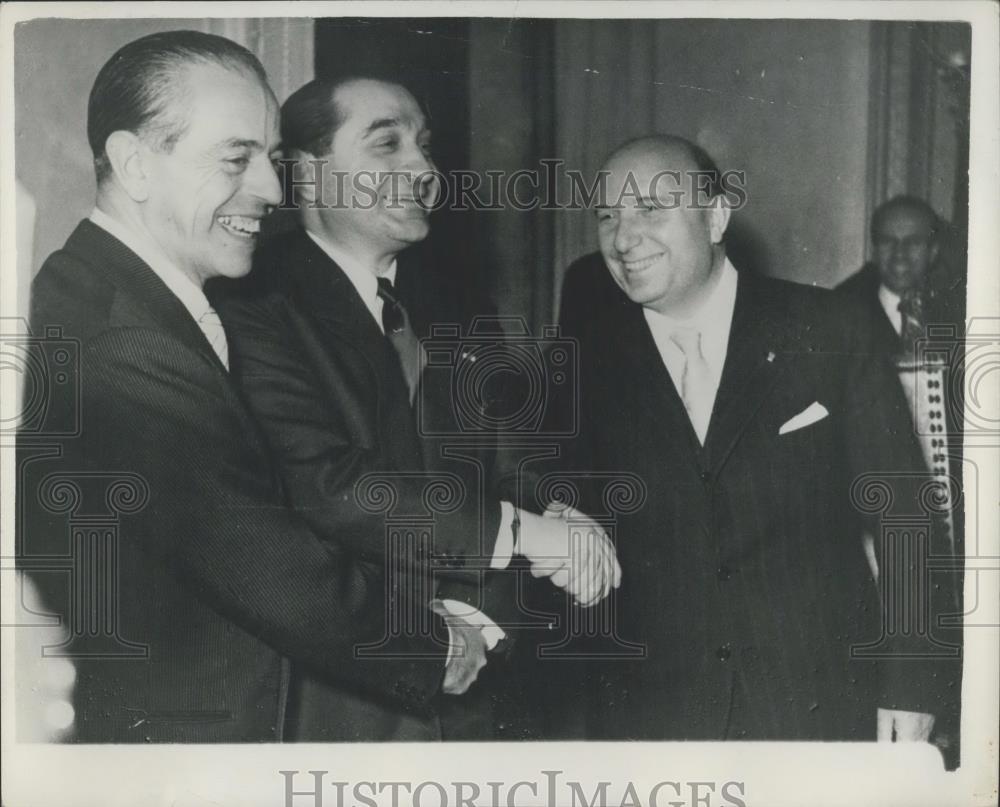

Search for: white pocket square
xmin=779 ymin=401 xmax=829 ymax=435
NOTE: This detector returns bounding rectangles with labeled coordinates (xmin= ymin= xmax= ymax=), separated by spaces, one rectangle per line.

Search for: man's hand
xmin=516 ymin=504 xmax=622 ymax=607
xmin=877 ymin=707 xmax=935 ymax=742
xmin=431 ymin=601 xmax=489 ymax=696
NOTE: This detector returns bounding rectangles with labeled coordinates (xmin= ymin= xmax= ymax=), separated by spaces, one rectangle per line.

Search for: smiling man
xmin=20 ymin=32 xmax=483 ymax=743
xmin=837 ymin=195 xmax=956 ymax=353
xmin=213 ymin=76 xmax=619 ymax=741
xmin=551 ymin=135 xmax=960 ymax=746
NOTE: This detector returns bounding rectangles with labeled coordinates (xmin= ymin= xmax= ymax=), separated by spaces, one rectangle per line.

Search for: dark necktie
xmin=377 ymin=276 xmax=422 ymax=402
xmin=898 ymin=288 xmax=925 ymax=356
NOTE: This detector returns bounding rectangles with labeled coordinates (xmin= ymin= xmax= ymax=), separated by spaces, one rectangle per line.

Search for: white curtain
xmin=203 ymin=17 xmax=315 ymax=104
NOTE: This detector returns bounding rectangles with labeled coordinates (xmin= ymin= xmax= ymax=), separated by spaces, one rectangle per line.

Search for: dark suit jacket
xmin=18 ymin=220 xmax=448 ymax=742
xmin=552 ymin=258 xmax=960 ymax=741
xmin=212 ymin=227 xmax=519 ymax=740
xmin=835 ymin=264 xmax=966 ymax=558
xmin=836 ymin=262 xmax=965 ymax=763
xmin=837 ymin=262 xmax=965 ymax=348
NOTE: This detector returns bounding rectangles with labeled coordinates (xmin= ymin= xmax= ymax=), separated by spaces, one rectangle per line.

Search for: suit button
xmin=716 ymin=564 xmax=732 ymax=582
xmin=699 ymin=470 xmax=712 ymax=484
xmin=716 ymin=644 xmax=732 ymax=661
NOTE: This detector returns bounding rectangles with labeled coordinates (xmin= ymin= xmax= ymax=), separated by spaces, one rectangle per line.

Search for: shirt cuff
xmin=490 ymin=500 xmax=517 ymax=570
xmin=440 ymin=599 xmax=506 ymax=651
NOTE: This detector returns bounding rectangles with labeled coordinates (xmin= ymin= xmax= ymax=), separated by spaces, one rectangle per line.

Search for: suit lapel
xmin=65 ymin=220 xmax=275 ymax=452
xmin=283 ymin=230 xmax=423 ymax=468
xmin=283 ymin=231 xmax=390 ymax=374
xmin=66 ymin=220 xmax=226 ymax=373
xmin=871 ymin=299 xmax=902 ymax=354
xmin=703 ymin=271 xmax=785 ymax=471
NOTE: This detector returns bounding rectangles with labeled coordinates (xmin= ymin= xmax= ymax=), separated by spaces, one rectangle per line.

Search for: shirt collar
xmin=878 ymin=283 xmax=902 ymax=313
xmin=877 ymin=284 xmax=903 ymax=335
xmin=305 ymin=228 xmax=397 ymax=316
xmin=643 ymin=257 xmax=739 ymax=332
xmin=89 ymin=207 xmax=215 ymax=323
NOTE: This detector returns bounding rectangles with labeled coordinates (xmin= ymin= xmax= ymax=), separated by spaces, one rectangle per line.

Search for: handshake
xmin=516 ymin=502 xmax=622 ymax=607
xmin=437 ymin=501 xmax=621 ymax=695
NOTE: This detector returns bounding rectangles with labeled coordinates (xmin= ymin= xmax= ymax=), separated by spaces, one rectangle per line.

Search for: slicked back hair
xmin=280 ymin=75 xmax=424 ymax=158
xmin=87 ymin=30 xmax=267 ymax=184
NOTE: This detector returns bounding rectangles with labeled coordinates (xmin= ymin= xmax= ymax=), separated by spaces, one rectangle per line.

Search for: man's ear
xmin=708 ymin=195 xmax=732 ymax=244
xmin=293 ymin=153 xmax=320 ymax=206
xmin=104 ymin=131 xmax=149 ymax=202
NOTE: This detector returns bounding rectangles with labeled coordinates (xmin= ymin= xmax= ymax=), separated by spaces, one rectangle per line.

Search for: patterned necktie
xmin=197 ymin=308 xmax=229 ymax=371
xmin=376 ymin=277 xmax=422 ymax=402
xmin=669 ymin=327 xmax=714 ymax=444
xmin=897 ymin=289 xmax=925 ymax=356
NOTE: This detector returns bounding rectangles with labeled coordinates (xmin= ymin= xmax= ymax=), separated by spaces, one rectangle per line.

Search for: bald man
xmin=552 ymin=136 xmax=959 ymax=745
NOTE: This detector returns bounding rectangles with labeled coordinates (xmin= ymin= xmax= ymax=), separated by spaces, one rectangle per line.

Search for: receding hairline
xmin=601 ymin=135 xmax=706 ymax=174
xmin=872 ymin=197 xmax=938 ymax=233
xmin=280 ymin=74 xmax=429 ymax=160
xmin=328 ymin=76 xmax=425 ymax=122
xmin=122 ymin=60 xmax=271 ymax=146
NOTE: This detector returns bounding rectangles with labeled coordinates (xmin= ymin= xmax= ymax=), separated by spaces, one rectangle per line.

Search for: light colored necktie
xmin=197 ymin=308 xmax=230 ymax=371
xmin=669 ymin=326 xmax=714 ymax=444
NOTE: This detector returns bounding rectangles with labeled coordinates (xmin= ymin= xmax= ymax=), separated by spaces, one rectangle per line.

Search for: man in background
xmin=838 ymin=195 xmax=963 ymax=353
xmin=838 ymin=194 xmax=965 ymax=766
xmin=838 ymin=196 xmax=964 ymax=569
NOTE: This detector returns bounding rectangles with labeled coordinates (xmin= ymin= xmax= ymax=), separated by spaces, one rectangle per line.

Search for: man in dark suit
xmin=837 ymin=195 xmax=965 ymax=765
xmin=838 ymin=195 xmax=964 ymax=353
xmin=554 ymin=135 xmax=959 ymax=744
xmin=213 ymin=76 xmax=619 ymax=740
xmin=18 ymin=31 xmax=491 ymax=743
xmin=837 ymin=196 xmax=965 ymax=555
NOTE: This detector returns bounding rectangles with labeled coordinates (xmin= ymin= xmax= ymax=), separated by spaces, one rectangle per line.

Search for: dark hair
xmin=279 ymin=77 xmax=347 ymax=158
xmin=87 ymin=30 xmax=267 ymax=184
xmin=280 ymin=75 xmax=423 ymax=158
xmin=870 ymin=195 xmax=939 ymax=241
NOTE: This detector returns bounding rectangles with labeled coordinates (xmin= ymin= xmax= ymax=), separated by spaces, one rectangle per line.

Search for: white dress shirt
xmin=89 ymin=208 xmax=229 ymax=369
xmin=877 ymin=284 xmax=904 ymax=336
xmin=642 ymin=257 xmax=739 ymax=432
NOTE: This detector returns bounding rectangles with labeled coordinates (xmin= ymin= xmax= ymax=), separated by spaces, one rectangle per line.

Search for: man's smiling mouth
xmin=623 ymin=254 xmax=663 ymax=272
xmin=217 ymin=215 xmax=261 ymax=238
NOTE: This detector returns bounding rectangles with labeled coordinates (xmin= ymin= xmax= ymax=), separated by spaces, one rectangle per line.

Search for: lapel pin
xmin=766 ymin=351 xmax=776 ymax=363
